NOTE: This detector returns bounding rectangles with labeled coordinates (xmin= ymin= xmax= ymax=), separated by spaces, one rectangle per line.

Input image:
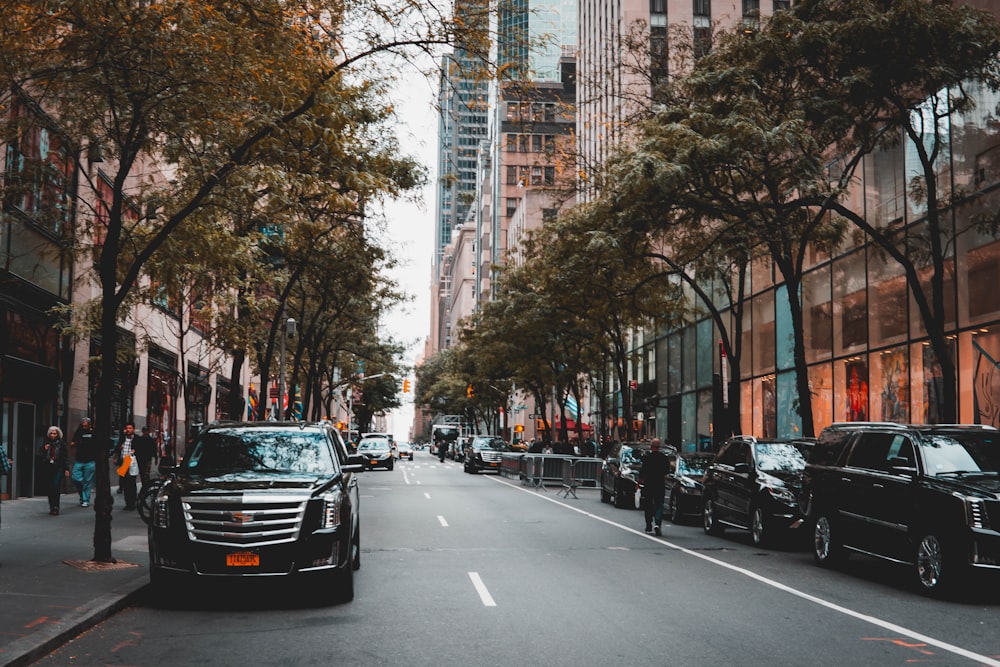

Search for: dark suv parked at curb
xmin=463 ymin=436 xmax=508 ymax=473
xmin=803 ymin=422 xmax=1000 ymax=595
xmin=702 ymin=436 xmax=808 ymax=546
xmin=148 ymin=422 xmax=364 ymax=603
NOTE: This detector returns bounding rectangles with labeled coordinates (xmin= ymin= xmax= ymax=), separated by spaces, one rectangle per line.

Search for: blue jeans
xmin=71 ymin=460 xmax=96 ymax=504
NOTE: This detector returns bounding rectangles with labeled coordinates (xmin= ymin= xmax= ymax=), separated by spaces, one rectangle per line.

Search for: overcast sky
xmin=379 ymin=70 xmax=440 ymax=438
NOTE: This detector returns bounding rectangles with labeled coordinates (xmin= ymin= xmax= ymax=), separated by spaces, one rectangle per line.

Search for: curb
xmin=0 ymin=574 xmax=149 ymax=667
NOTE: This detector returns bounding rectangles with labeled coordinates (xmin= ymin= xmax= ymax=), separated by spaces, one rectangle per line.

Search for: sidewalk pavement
xmin=0 ymin=492 xmax=150 ymax=667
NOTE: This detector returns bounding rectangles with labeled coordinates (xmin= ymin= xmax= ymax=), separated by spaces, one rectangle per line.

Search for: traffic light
xmin=402 ymin=379 xmax=411 ymax=393
xmin=514 ymin=424 xmax=524 ymax=433
xmin=466 ymin=384 xmax=475 ymax=398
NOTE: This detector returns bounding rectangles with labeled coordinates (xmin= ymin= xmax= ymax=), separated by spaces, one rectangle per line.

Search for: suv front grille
xmin=182 ymin=493 xmax=309 ymax=547
xmin=480 ymin=451 xmax=502 ymax=462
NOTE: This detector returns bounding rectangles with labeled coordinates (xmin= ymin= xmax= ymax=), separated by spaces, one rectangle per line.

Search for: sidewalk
xmin=0 ymin=492 xmax=150 ymax=667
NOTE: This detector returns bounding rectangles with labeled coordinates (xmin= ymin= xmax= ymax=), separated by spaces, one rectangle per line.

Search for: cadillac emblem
xmin=230 ymin=511 xmax=255 ymax=523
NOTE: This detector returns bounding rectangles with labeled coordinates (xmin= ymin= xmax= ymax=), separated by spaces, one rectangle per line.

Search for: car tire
xmin=914 ymin=532 xmax=961 ymax=596
xmin=613 ymin=482 xmax=632 ymax=509
xmin=813 ymin=514 xmax=846 ymax=567
xmin=750 ymin=505 xmax=768 ymax=547
xmin=388 ymin=459 xmax=394 ymax=471
xmin=351 ymin=521 xmax=361 ymax=571
xmin=328 ymin=559 xmax=355 ymax=604
xmin=600 ymin=485 xmax=611 ymax=503
xmin=703 ymin=497 xmax=724 ymax=536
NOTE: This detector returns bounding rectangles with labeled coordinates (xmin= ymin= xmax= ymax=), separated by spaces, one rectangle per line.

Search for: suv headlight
xmin=766 ymin=485 xmax=797 ymax=504
xmin=152 ymin=496 xmax=170 ymax=529
xmin=964 ymin=497 xmax=988 ymax=529
xmin=322 ymin=491 xmax=343 ymax=529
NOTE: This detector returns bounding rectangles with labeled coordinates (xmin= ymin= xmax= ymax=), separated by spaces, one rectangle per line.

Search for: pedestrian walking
xmin=70 ymin=417 xmax=98 ymax=507
xmin=39 ymin=426 xmax=69 ymax=515
xmin=134 ymin=426 xmax=156 ymax=489
xmin=113 ymin=423 xmax=140 ymax=511
xmin=0 ymin=440 xmax=11 ymax=566
xmin=638 ymin=438 xmax=670 ymax=536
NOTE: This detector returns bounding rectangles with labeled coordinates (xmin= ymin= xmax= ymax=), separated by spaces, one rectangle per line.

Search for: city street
xmin=32 ymin=453 xmax=1000 ymax=667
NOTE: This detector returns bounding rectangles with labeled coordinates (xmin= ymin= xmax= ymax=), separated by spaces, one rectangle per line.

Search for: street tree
xmin=784 ymin=0 xmax=1000 ymax=423
xmin=0 ymin=0 xmax=490 ymax=563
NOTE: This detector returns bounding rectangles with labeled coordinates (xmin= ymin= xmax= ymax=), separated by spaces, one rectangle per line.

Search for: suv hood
xmin=169 ymin=473 xmax=334 ymax=496
xmin=926 ymin=474 xmax=1000 ymax=499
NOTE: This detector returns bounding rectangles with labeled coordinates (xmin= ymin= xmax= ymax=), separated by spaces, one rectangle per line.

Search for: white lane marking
xmin=468 ymin=572 xmax=497 ymax=607
xmin=402 ymin=468 xmax=411 ymax=485
xmin=424 ymin=492 xmax=431 ymax=499
xmin=487 ymin=475 xmax=1000 ymax=667
xmin=437 ymin=515 xmax=448 ymax=527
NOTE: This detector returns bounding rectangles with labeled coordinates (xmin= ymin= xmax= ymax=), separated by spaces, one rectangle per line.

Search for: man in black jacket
xmin=638 ymin=438 xmax=669 ymax=536
xmin=133 ymin=426 xmax=156 ymax=489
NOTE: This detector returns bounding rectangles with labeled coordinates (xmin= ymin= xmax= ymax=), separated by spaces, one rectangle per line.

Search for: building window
xmin=506 ymin=165 xmax=518 ymax=185
xmin=650 ymin=0 xmax=666 ymax=14
xmin=693 ymin=0 xmax=710 ymax=16
xmin=694 ymin=26 xmax=712 ymax=59
xmin=506 ymin=197 xmax=519 ymax=217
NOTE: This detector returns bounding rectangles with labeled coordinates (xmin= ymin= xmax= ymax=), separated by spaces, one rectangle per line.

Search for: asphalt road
xmin=32 ymin=454 xmax=1000 ymax=666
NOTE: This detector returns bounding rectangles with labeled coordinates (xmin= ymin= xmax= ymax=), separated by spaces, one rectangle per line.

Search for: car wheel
xmin=351 ymin=521 xmax=361 ymax=571
xmin=328 ymin=559 xmax=355 ymax=604
xmin=750 ymin=505 xmax=768 ymax=547
xmin=613 ymin=482 xmax=632 ymax=509
xmin=703 ymin=497 xmax=724 ymax=536
xmin=813 ymin=514 xmax=845 ymax=567
xmin=600 ymin=485 xmax=611 ymax=503
xmin=388 ymin=459 xmax=394 ymax=471
xmin=914 ymin=533 xmax=959 ymax=595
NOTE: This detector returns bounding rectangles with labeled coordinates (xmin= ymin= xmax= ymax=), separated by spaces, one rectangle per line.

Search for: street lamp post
xmin=278 ymin=316 xmax=296 ymax=420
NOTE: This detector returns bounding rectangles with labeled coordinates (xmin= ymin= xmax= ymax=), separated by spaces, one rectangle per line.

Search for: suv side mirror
xmin=345 ymin=453 xmax=365 ymax=472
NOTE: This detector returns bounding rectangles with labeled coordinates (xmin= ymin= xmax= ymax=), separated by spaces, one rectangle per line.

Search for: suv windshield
xmin=473 ymin=438 xmax=506 ymax=451
xmin=754 ymin=443 xmax=807 ymax=472
xmin=621 ymin=446 xmax=650 ymax=466
xmin=921 ymin=432 xmax=1000 ymax=476
xmin=678 ymin=456 xmax=711 ymax=476
xmin=184 ymin=428 xmax=337 ymax=475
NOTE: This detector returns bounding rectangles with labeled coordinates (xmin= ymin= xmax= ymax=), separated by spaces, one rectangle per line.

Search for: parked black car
xmin=357 ymin=436 xmax=395 ymax=470
xmin=664 ymin=452 xmax=713 ymax=523
xmin=803 ymin=422 xmax=1000 ymax=595
xmin=702 ymin=436 xmax=808 ymax=546
xmin=600 ymin=442 xmax=671 ymax=509
xmin=463 ymin=435 xmax=509 ymax=473
xmin=147 ymin=422 xmax=364 ymax=602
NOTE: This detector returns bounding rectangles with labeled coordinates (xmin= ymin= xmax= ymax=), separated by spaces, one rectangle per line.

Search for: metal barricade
xmin=521 ymin=454 xmax=542 ymax=487
xmin=500 ymin=453 xmax=523 ymax=480
xmin=559 ymin=458 xmax=602 ymax=498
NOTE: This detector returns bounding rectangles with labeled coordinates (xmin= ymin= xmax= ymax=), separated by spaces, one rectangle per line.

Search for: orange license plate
xmin=226 ymin=552 xmax=260 ymax=567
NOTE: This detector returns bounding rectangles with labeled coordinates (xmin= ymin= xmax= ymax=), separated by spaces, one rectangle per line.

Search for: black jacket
xmin=638 ymin=450 xmax=670 ymax=491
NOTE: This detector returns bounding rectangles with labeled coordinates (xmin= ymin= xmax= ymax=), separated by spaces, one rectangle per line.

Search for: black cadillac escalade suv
xmin=803 ymin=422 xmax=1000 ymax=595
xmin=148 ymin=422 xmax=363 ymax=602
